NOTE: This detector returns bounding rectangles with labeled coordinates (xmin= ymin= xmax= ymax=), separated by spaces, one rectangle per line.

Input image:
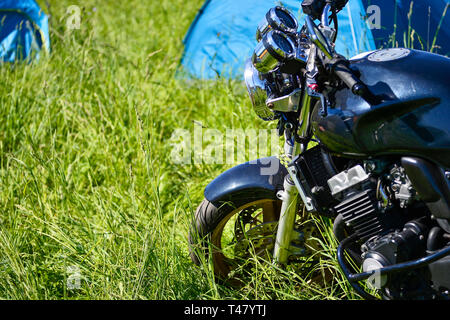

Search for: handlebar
xmin=303 ymin=2 xmax=375 ymax=101
xmin=328 ymin=54 xmax=379 ymax=105
xmin=315 ymin=5 xmax=369 ymax=97
xmin=331 ymin=57 xmax=367 ymax=96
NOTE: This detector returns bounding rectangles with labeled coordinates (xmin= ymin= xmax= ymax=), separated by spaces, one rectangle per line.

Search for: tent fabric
xmin=362 ymin=0 xmax=450 ymax=55
xmin=180 ymin=0 xmax=304 ymax=79
xmin=181 ymin=0 xmax=450 ymax=79
xmin=334 ymin=0 xmax=376 ymax=58
xmin=0 ymin=0 xmax=50 ymax=62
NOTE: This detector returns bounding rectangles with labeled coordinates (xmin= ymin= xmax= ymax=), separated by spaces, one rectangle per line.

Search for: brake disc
xmin=234 ymin=221 xmax=278 ymax=259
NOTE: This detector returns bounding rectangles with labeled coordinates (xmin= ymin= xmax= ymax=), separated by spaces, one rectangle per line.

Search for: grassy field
xmin=0 ymin=0 xmax=375 ymax=300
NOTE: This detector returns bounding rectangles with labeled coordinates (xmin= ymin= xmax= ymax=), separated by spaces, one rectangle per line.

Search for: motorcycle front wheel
xmin=188 ymin=197 xmax=281 ymax=283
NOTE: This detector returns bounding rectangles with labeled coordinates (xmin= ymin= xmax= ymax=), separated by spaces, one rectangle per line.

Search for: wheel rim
xmin=210 ymin=199 xmax=280 ymax=281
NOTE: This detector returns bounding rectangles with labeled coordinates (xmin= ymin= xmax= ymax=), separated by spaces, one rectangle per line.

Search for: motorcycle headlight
xmin=256 ymin=6 xmax=298 ymax=42
xmin=251 ymin=30 xmax=296 ymax=74
xmin=244 ymin=59 xmax=302 ymax=121
xmin=244 ymin=59 xmax=276 ymax=121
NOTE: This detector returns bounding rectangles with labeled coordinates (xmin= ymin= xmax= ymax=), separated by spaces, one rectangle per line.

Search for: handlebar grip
xmin=332 ymin=60 xmax=367 ymax=96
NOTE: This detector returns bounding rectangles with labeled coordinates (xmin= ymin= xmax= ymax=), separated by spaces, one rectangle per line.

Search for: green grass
xmin=0 ymin=0 xmax=367 ymax=300
xmin=387 ymin=1 xmax=449 ymax=53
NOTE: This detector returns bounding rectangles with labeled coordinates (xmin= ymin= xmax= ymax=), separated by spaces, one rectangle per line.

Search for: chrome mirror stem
xmin=321 ymin=4 xmax=332 ymax=27
xmin=305 ymin=15 xmax=333 ymax=59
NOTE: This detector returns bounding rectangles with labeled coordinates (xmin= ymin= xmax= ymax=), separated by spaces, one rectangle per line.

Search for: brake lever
xmin=306 ymin=79 xmax=328 ymax=117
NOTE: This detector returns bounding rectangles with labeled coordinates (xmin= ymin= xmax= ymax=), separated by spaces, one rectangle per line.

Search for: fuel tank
xmin=311 ymin=48 xmax=450 ymax=168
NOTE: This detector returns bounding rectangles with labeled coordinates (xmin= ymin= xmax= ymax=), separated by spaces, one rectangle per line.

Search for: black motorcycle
xmin=188 ymin=1 xmax=450 ymax=300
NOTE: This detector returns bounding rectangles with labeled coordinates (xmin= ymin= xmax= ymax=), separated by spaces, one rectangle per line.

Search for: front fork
xmin=273 ymin=141 xmax=304 ymax=264
xmin=273 ymin=92 xmax=314 ymax=264
xmin=273 ymin=170 xmax=300 ymax=264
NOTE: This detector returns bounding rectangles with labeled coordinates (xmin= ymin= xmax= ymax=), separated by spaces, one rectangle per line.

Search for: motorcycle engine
xmin=327 ymin=158 xmax=449 ymax=298
xmin=291 ymin=146 xmax=449 ymax=298
xmin=327 ymin=164 xmax=422 ymax=254
xmin=328 ymin=163 xmax=413 ymax=242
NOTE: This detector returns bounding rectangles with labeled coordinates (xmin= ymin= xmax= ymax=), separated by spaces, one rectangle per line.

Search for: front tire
xmin=188 ymin=197 xmax=281 ymax=283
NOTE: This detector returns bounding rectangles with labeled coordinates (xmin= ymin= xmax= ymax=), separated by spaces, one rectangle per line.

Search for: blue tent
xmin=180 ymin=0 xmax=450 ymax=79
xmin=0 ymin=0 xmax=50 ymax=62
xmin=362 ymin=0 xmax=450 ymax=55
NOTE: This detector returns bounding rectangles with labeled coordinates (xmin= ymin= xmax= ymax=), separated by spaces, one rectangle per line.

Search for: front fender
xmin=204 ymin=157 xmax=287 ymax=207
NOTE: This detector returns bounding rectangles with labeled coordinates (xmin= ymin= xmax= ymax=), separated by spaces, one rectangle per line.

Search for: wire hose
xmin=337 ymin=233 xmax=450 ymax=300
xmin=336 ymin=234 xmax=378 ymax=300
